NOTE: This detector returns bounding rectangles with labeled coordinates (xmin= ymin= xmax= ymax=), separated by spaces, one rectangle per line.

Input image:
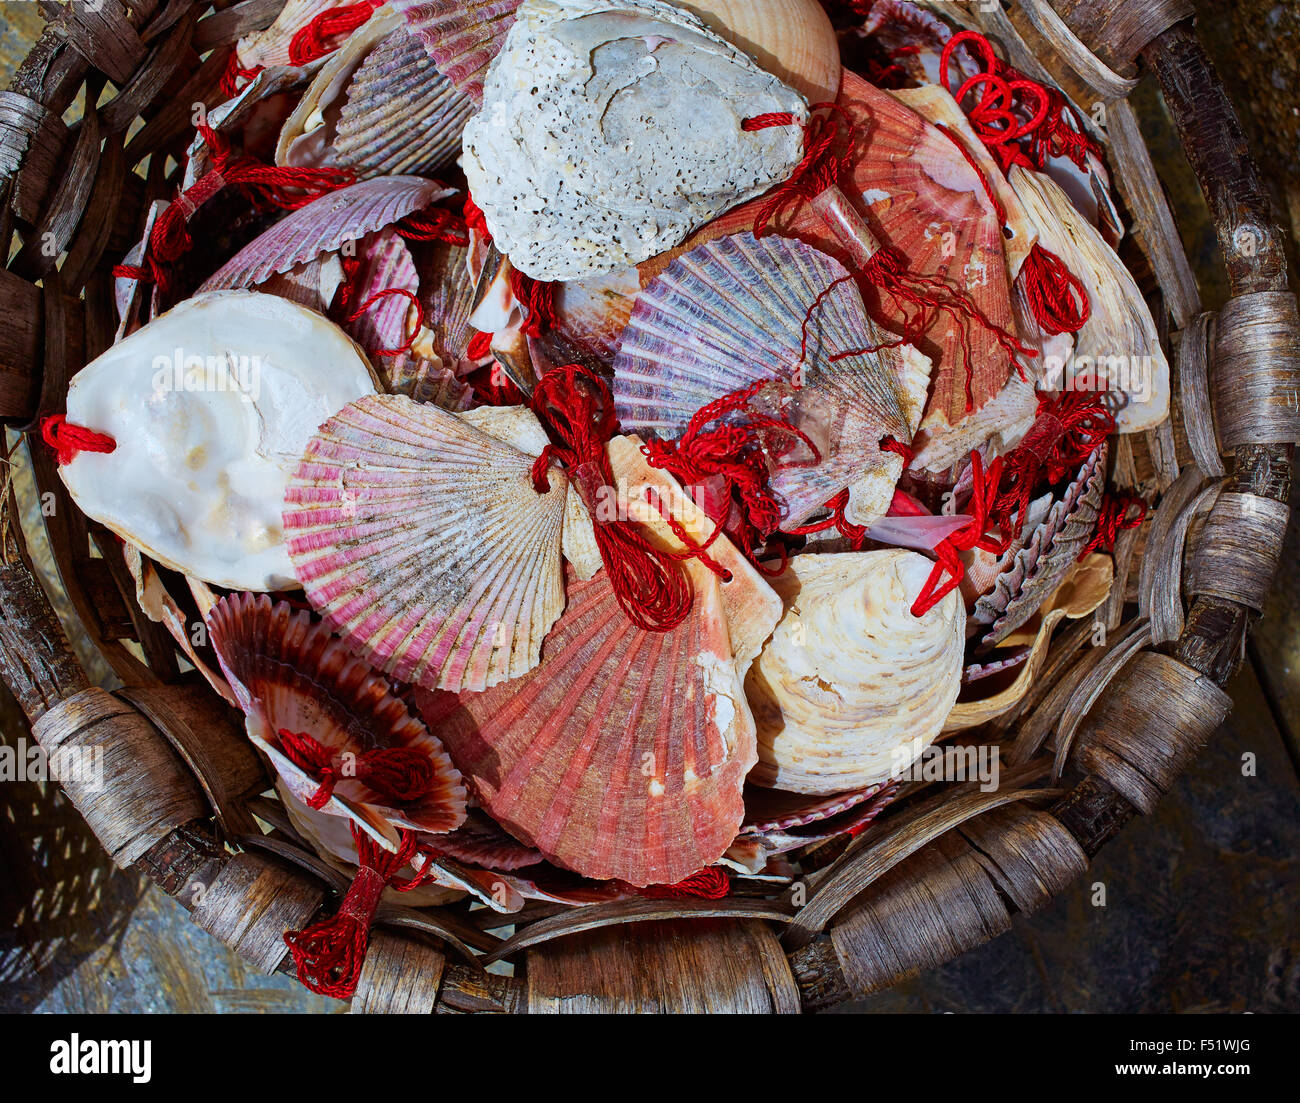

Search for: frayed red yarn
xmin=466 ymin=361 xmax=524 ymax=407
xmin=288 ymin=1 xmax=379 ymax=66
xmin=465 ymin=330 xmax=494 ymax=361
xmin=1079 ymin=492 xmax=1146 ymax=559
xmin=277 ymin=729 xmax=437 ymax=809
xmin=284 ymin=824 xmax=434 ymax=999
xmin=636 ymin=866 xmax=730 ymax=900
xmin=40 ymin=415 xmax=117 ymax=465
xmin=130 ymin=123 xmax=354 ymax=296
xmin=939 ymin=30 xmax=1101 ymax=174
xmin=529 ymin=365 xmax=721 ymax=632
xmin=911 ymin=450 xmax=1004 ymax=616
xmin=743 ymin=108 xmax=1035 ymax=412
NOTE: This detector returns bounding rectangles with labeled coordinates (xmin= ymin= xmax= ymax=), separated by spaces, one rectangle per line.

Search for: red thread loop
xmin=345 ymin=287 xmax=424 ymax=358
xmin=277 ymin=728 xmax=436 ymax=809
xmin=220 ymin=53 xmax=264 ymax=99
xmin=940 ymin=30 xmax=1101 ymax=173
xmin=1021 ymin=242 xmax=1091 ymax=335
xmin=1080 ymin=492 xmax=1146 ymax=559
xmin=284 ymin=825 xmax=432 ymax=999
xmin=508 ymin=268 xmax=558 ymax=337
xmin=288 ymin=2 xmax=380 ymax=66
xmin=40 ymin=415 xmax=117 ymax=465
xmin=528 ymin=365 xmax=704 ymax=632
xmin=637 ymin=866 xmax=730 ymax=899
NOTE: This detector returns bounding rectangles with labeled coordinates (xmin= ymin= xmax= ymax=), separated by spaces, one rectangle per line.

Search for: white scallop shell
xmin=746 ymin=549 xmax=965 ymax=794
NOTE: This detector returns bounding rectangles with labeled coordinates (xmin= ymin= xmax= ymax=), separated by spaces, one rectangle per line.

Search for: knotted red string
xmin=278 ymin=729 xmax=437 ymax=809
xmin=284 ymin=824 xmax=434 ymax=999
xmin=529 ymin=365 xmax=719 ymax=632
xmin=635 ymin=866 xmax=730 ymax=900
xmin=910 ymin=389 xmax=1113 ymax=615
xmin=641 ymin=379 xmax=821 ymax=564
xmin=40 ymin=415 xmax=117 ymax=465
xmin=940 ymin=30 xmax=1101 ymax=174
xmin=1079 ymin=492 xmax=1147 ymax=559
xmin=467 ymin=361 xmax=525 ymax=406
xmin=288 ymin=1 xmax=380 ymax=66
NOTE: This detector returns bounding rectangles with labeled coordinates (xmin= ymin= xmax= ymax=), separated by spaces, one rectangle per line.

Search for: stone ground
xmin=0 ymin=2 xmax=1297 ymax=1013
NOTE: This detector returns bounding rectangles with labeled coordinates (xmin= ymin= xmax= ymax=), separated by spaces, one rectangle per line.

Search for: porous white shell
xmin=60 ymin=292 xmax=378 ymax=591
xmin=462 ymin=0 xmax=808 ymax=281
xmin=746 ymin=550 xmax=965 ymax=794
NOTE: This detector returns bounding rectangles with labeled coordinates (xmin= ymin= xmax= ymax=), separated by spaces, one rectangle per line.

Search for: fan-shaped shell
xmin=741 ymin=781 xmax=892 ymax=834
xmin=283 ymin=395 xmax=568 ymax=693
xmin=200 ymin=176 xmax=453 ymax=292
xmin=746 ymin=549 xmax=965 ymax=794
xmin=613 ymin=232 xmax=914 ymax=529
xmin=973 ymin=442 xmax=1108 ymax=645
xmin=277 ymin=7 xmax=475 ymax=179
xmin=236 ymin=0 xmax=348 ymax=69
xmin=345 ymin=228 xmax=419 ymax=356
xmin=394 ymin=0 xmax=522 ymax=105
xmin=433 ymin=809 xmax=544 ymax=870
xmin=209 ymin=593 xmax=468 ymax=842
xmin=416 ymin=560 xmax=757 ymax=887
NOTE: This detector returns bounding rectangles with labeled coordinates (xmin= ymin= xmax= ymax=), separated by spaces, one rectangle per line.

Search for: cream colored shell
xmin=746 ymin=550 xmax=965 ymax=794
xmin=462 ymin=0 xmax=807 ymax=280
xmin=60 ymin=291 xmax=378 ymax=591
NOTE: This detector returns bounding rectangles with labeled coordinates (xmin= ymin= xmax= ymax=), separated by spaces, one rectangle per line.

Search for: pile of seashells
xmin=52 ymin=0 xmax=1162 ymax=922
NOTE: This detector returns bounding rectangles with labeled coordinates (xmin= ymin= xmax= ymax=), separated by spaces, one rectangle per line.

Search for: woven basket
xmin=1 ymin=0 xmax=1296 ymax=1014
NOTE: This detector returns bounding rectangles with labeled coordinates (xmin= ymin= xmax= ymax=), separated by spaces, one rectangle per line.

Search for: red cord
xmin=1079 ymin=492 xmax=1146 ymax=559
xmin=219 ymin=53 xmax=264 ymax=99
xmin=345 ymin=288 xmax=424 ymax=358
xmin=284 ymin=825 xmax=434 ymax=999
xmin=288 ymin=2 xmax=379 ymax=66
xmin=465 ymin=330 xmax=493 ymax=361
xmin=394 ymin=207 xmax=469 ymax=247
xmin=463 ymin=192 xmax=491 ymax=241
xmin=40 ymin=415 xmax=117 ymax=465
xmin=508 ymin=268 xmax=558 ymax=337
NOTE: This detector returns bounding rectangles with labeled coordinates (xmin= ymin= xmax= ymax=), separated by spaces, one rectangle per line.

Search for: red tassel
xmin=284 ymin=825 xmax=432 ymax=999
xmin=288 ymin=2 xmax=380 ymax=66
xmin=1021 ymin=242 xmax=1091 ymax=335
xmin=40 ymin=415 xmax=117 ymax=465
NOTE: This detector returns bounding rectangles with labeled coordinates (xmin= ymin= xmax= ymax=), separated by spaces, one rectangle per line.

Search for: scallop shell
xmin=411 ymin=238 xmax=476 ymax=370
xmin=344 ymin=228 xmax=420 ymax=356
xmin=972 ymin=441 xmax=1108 ymax=646
xmin=415 ymin=559 xmax=757 ymax=887
xmin=461 ymin=0 xmax=807 ymax=281
xmin=433 ymin=809 xmax=544 ymax=870
xmin=283 ymin=395 xmax=569 ymax=693
xmin=394 ymin=0 xmax=522 ymax=105
xmin=674 ymin=0 xmax=841 ymax=102
xmin=208 ymin=593 xmax=468 ymax=842
xmin=61 ymin=291 xmax=378 ymax=591
xmin=613 ymin=232 xmax=916 ymax=530
xmin=741 ymin=780 xmax=892 ymax=834
xmin=277 ymin=7 xmax=475 ymax=179
xmin=1009 ymin=165 xmax=1171 ymax=432
xmin=200 ymin=176 xmax=454 ymax=293
xmin=746 ymin=549 xmax=965 ymax=794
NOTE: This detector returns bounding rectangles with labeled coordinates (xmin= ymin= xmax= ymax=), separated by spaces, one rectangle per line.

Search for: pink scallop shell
xmin=394 ymin=0 xmax=521 ymax=105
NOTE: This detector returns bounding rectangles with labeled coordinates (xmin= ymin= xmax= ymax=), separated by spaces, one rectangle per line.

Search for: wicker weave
xmin=0 ymin=0 xmax=1295 ymax=1013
